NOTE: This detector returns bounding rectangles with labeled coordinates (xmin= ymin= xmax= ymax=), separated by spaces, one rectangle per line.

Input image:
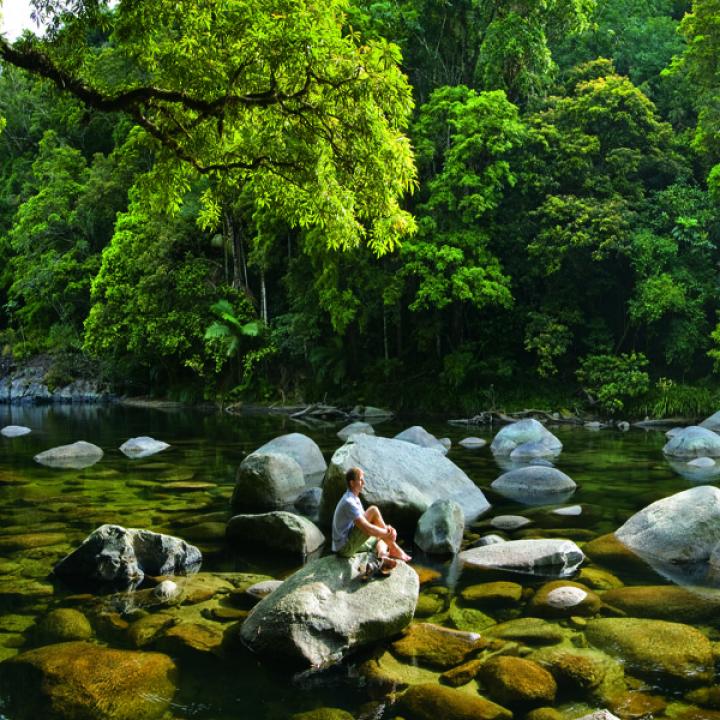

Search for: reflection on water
xmin=0 ymin=406 xmax=714 ymax=718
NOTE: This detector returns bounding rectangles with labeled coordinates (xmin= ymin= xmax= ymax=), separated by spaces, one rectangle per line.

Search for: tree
xmin=0 ymin=0 xmax=417 ymax=255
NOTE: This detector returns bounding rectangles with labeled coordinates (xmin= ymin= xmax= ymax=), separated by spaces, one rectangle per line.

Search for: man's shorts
xmin=337 ymin=525 xmax=378 ymax=558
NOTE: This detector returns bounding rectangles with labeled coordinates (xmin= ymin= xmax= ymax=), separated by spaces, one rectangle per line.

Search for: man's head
xmin=346 ymin=466 xmax=364 ymax=493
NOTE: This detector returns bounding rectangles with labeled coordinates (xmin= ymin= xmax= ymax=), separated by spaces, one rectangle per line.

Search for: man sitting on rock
xmin=332 ymin=466 xmax=411 ymax=574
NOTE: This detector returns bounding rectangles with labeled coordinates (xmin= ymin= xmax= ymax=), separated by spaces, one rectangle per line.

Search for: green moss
xmin=477 ymin=656 xmax=557 ymax=708
xmin=396 ymin=683 xmax=512 ymax=720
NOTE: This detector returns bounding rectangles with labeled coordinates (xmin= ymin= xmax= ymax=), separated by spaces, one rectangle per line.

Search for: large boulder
xmin=700 ymin=411 xmax=720 ymax=432
xmin=614 ymin=486 xmax=720 ymax=583
xmin=320 ymin=434 xmax=490 ymax=527
xmin=585 ymin=618 xmax=714 ymax=686
xmin=119 ymin=436 xmax=170 ymax=459
xmin=491 ymin=466 xmax=576 ymax=505
xmin=226 ymin=511 xmax=325 ymax=556
xmin=414 ymin=499 xmax=464 ymax=555
xmin=53 ymin=524 xmax=202 ymax=588
xmin=510 ymin=440 xmax=560 ymax=461
xmin=240 ymin=553 xmax=418 ymax=668
xmin=253 ymin=433 xmax=326 ymax=480
xmin=34 ymin=440 xmax=104 ymax=470
xmin=662 ymin=426 xmax=720 ymax=458
xmin=458 ymin=539 xmax=584 ymax=578
xmin=337 ymin=421 xmax=374 ymax=442
xmin=394 ymin=426 xmax=448 ymax=454
xmin=231 ymin=452 xmax=306 ymax=512
xmin=0 ymin=641 xmax=177 ymax=720
xmin=490 ymin=419 xmax=562 ymax=457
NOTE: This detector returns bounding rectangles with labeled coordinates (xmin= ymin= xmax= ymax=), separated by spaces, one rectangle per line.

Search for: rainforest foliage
xmin=0 ymin=0 xmax=719 ymax=416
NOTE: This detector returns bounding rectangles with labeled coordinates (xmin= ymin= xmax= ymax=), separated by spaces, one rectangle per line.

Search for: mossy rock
xmin=582 ymin=534 xmax=650 ymax=575
xmin=291 ymin=709 xmax=354 ymax=720
xmin=601 ymin=585 xmax=720 ymax=623
xmin=358 ymin=650 xmax=442 ymax=692
xmin=585 ymin=618 xmax=714 ymax=686
xmin=477 ymin=655 xmax=556 ymax=708
xmin=413 ymin=565 xmax=442 ymax=585
xmin=485 ymin=618 xmax=568 ymax=646
xmin=528 ymin=580 xmax=602 ymax=618
xmin=608 ymin=690 xmax=666 ymax=719
xmin=179 ymin=572 xmax=234 ymax=604
xmin=440 ymin=658 xmax=484 ymax=687
xmin=0 ymin=615 xmax=35 ymax=634
xmin=157 ymin=620 xmax=225 ymax=657
xmin=0 ymin=641 xmax=177 ymax=720
xmin=529 ymin=645 xmax=622 ymax=699
xmin=525 ymin=708 xmax=563 ymax=720
xmin=395 ymin=683 xmax=512 ymax=720
xmin=0 ymin=532 xmax=68 ymax=552
xmin=415 ymin=593 xmax=445 ymax=618
xmin=686 ymin=686 xmax=720 ymax=709
xmin=127 ymin=612 xmax=177 ymax=648
xmin=674 ymin=709 xmax=720 ymax=720
xmin=35 ymin=608 xmax=92 ymax=644
xmin=392 ymin=622 xmax=486 ymax=669
xmin=447 ymin=599 xmax=496 ymax=633
xmin=459 ymin=582 xmax=523 ymax=607
xmin=578 ymin=567 xmax=623 ymax=591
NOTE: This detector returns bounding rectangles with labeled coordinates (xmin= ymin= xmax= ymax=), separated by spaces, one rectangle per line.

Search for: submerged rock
xmin=395 ymin=683 xmax=512 ymax=720
xmin=34 ymin=440 xmax=104 ymax=469
xmin=0 ymin=425 xmax=31 ymax=438
xmin=226 ymin=511 xmax=325 ymax=556
xmin=663 ymin=426 xmax=720 ymax=458
xmin=490 ymin=515 xmax=531 ymax=531
xmin=253 ymin=433 xmax=326 ymax=480
xmin=391 ymin=622 xmax=485 ymax=668
xmin=119 ymin=436 xmax=170 ymax=459
xmin=0 ymin=641 xmax=177 ymax=720
xmin=585 ymin=617 xmax=714 ymax=686
xmin=231 ymin=452 xmax=306 ymax=512
xmin=459 ymin=539 xmax=584 ymax=578
xmin=460 ymin=581 xmax=523 ymax=606
xmin=490 ymin=419 xmax=562 ymax=457
xmin=491 ymin=466 xmax=576 ymax=505
xmin=528 ymin=580 xmax=602 ymax=618
xmin=53 ymin=524 xmax=202 ymax=589
xmin=601 ymin=585 xmax=720 ymax=623
xmin=394 ymin=425 xmax=448 ymax=454
xmin=321 ymin=434 xmax=490 ymax=527
xmin=414 ymin=499 xmax=464 ymax=554
xmin=478 ymin=655 xmax=557 ymax=708
xmin=240 ymin=553 xmax=418 ymax=668
xmin=34 ymin=608 xmax=92 ymax=644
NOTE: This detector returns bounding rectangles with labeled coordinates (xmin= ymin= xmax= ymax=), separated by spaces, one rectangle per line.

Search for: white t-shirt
xmin=332 ymin=490 xmax=364 ymax=551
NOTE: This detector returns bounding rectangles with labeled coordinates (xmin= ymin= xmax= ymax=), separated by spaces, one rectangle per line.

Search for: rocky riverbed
xmin=2 ymin=405 xmax=720 ymax=720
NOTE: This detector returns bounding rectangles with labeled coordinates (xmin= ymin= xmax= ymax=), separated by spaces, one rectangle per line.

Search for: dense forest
xmin=0 ymin=0 xmax=719 ymax=417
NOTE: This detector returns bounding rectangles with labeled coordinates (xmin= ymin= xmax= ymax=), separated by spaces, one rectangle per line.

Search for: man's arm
xmin=354 ymin=515 xmax=396 ymax=542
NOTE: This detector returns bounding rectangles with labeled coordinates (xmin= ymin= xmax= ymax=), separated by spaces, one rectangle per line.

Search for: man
xmin=332 ymin=466 xmax=411 ymax=568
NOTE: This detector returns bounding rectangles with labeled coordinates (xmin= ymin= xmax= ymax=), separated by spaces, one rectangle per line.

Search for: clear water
xmin=0 ymin=405 xmax=702 ymax=718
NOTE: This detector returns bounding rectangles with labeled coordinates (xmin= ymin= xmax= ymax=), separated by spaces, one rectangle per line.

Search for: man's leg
xmin=365 ymin=506 xmax=411 ymax=561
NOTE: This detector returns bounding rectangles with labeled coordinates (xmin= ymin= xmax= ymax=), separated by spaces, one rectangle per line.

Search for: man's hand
xmin=385 ymin=525 xmax=397 ymax=542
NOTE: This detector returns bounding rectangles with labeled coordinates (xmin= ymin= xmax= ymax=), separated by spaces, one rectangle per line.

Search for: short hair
xmin=345 ymin=467 xmax=363 ymax=486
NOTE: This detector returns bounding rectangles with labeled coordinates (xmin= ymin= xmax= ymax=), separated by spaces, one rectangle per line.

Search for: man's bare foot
xmin=390 ymin=550 xmax=412 ymax=562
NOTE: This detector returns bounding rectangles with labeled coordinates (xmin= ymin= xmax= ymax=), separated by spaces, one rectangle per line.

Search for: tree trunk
xmin=260 ymin=270 xmax=268 ymax=323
